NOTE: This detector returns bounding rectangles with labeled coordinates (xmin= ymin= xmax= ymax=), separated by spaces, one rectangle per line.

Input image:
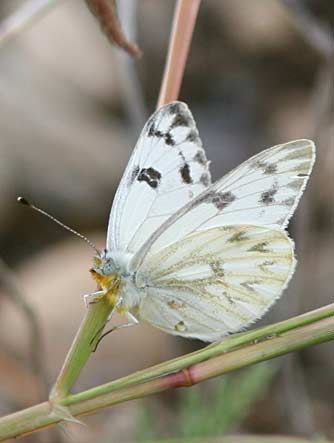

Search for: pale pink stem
xmin=157 ymin=0 xmax=201 ymax=108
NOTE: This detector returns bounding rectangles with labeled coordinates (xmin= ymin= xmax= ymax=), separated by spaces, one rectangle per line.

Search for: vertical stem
xmin=50 ymin=298 xmax=113 ymax=400
xmin=157 ymin=0 xmax=201 ymax=108
xmin=48 ymin=0 xmax=201 ymax=405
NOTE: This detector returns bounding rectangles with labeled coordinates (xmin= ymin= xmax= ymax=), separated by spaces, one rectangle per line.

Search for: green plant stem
xmin=0 ymin=305 xmax=333 ymax=441
xmin=63 ymin=303 xmax=334 ymax=403
xmin=65 ymin=315 xmax=334 ymax=412
xmin=50 ymin=297 xmax=114 ymax=400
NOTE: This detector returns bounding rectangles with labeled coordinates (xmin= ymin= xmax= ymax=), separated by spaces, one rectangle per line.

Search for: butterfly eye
xmin=93 ymin=256 xmax=102 ymax=268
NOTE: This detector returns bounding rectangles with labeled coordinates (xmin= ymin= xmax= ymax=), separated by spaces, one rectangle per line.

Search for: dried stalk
xmin=85 ymin=0 xmax=142 ymax=58
xmin=157 ymin=0 xmax=201 ymax=108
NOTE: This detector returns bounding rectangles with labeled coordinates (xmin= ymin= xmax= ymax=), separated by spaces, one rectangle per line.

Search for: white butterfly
xmin=89 ymin=102 xmax=315 ymax=342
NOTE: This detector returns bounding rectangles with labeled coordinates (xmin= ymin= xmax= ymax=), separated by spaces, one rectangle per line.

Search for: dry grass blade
xmin=85 ymin=0 xmax=142 ymax=58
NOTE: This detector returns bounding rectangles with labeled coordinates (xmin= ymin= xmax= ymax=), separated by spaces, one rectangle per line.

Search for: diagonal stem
xmin=61 ymin=303 xmax=334 ymax=404
xmin=63 ymin=303 xmax=334 ymax=403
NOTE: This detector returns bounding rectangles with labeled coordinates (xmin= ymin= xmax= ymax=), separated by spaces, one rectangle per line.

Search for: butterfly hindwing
xmin=107 ymin=102 xmax=211 ymax=255
xmin=137 ymin=225 xmax=295 ymax=341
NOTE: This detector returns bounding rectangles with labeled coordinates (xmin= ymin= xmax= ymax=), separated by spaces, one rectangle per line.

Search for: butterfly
xmin=88 ymin=101 xmax=315 ymax=342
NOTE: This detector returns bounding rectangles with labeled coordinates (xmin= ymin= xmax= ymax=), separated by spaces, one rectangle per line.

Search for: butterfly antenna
xmin=17 ymin=196 xmax=100 ymax=254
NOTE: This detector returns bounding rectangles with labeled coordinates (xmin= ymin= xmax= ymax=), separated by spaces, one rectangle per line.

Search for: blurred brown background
xmin=0 ymin=1 xmax=333 ymax=442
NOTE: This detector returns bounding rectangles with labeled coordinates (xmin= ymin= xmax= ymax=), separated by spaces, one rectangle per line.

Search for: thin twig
xmin=0 ymin=0 xmax=59 ymax=46
xmin=157 ymin=0 xmax=201 ymax=108
xmin=85 ymin=0 xmax=142 ymax=58
xmin=0 ymin=258 xmax=49 ymax=400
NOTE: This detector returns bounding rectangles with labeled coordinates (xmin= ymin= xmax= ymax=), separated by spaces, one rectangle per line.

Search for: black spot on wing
xmin=260 ymin=184 xmax=278 ymax=205
xmin=297 ymin=173 xmax=308 ymax=177
xmin=200 ymin=173 xmax=210 ymax=187
xmin=137 ymin=167 xmax=161 ymax=189
xmin=170 ymin=112 xmax=191 ymax=129
xmin=256 ymin=161 xmax=278 ymax=175
xmin=194 ymin=150 xmax=207 ymax=165
xmin=148 ymin=125 xmax=155 ymax=137
xmin=264 ymin=163 xmax=277 ymax=174
xmin=164 ymin=132 xmax=175 ymax=146
xmin=129 ymin=165 xmax=140 ymax=186
xmin=200 ymin=190 xmax=236 ymax=210
xmin=148 ymin=123 xmax=163 ymax=138
xmin=168 ymin=103 xmax=181 ymax=115
xmin=212 ymin=191 xmax=236 ymax=209
xmin=180 ymin=163 xmax=192 ymax=184
xmin=186 ymin=130 xmax=199 ymax=143
xmin=148 ymin=120 xmax=176 ymax=147
xmin=147 ymin=117 xmax=175 ymax=146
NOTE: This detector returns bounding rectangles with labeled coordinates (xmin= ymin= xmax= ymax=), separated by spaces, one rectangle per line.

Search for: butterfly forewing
xmin=132 ymin=139 xmax=315 ymax=263
xmin=137 ymin=225 xmax=295 ymax=341
xmin=107 ymin=102 xmax=211 ymax=255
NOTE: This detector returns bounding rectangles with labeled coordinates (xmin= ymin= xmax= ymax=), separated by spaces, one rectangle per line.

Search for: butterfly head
xmin=92 ymin=249 xmax=116 ymax=274
xmin=90 ymin=250 xmax=121 ymax=294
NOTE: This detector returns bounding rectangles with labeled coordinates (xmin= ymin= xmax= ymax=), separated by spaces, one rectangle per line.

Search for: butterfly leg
xmin=105 ymin=308 xmax=138 ymax=331
xmin=92 ymin=313 xmax=139 ymax=351
xmin=110 ymin=321 xmax=139 ymax=333
xmin=126 ymin=311 xmax=139 ymax=324
xmin=83 ymin=290 xmax=105 ymax=307
xmin=106 ymin=312 xmax=139 ymax=335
